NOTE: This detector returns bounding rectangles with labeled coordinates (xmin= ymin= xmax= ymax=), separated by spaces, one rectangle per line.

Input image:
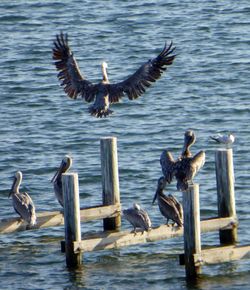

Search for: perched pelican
xmin=210 ymin=133 xmax=235 ymax=146
xmin=9 ymin=171 xmax=36 ymax=226
xmin=53 ymin=32 xmax=176 ymax=117
xmin=160 ymin=130 xmax=205 ymax=191
xmin=51 ymin=155 xmax=72 ymax=207
xmin=153 ymin=177 xmax=183 ymax=227
xmin=123 ymin=203 xmax=152 ymax=234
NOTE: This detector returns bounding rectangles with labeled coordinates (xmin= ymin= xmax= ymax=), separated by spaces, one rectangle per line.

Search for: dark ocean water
xmin=0 ymin=0 xmax=249 ymax=289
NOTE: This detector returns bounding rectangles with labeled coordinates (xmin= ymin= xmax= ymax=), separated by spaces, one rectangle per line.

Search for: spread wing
xmin=53 ymin=33 xmax=97 ymax=102
xmin=160 ymin=149 xmax=176 ymax=183
xmin=108 ymin=42 xmax=176 ymax=103
xmin=189 ymin=150 xmax=206 ymax=179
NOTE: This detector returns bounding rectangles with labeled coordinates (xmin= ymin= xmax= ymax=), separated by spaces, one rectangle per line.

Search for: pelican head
xmin=9 ymin=171 xmax=22 ymax=197
xmin=182 ymin=130 xmax=196 ymax=158
xmin=152 ymin=176 xmax=167 ymax=204
xmin=51 ymin=155 xmax=72 ymax=183
xmin=228 ymin=133 xmax=235 ymax=143
xmin=133 ymin=203 xmax=141 ymax=211
xmin=101 ymin=61 xmax=109 ymax=83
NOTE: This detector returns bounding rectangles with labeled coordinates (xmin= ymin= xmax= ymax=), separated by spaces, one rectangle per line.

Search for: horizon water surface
xmin=0 ymin=1 xmax=249 ymax=289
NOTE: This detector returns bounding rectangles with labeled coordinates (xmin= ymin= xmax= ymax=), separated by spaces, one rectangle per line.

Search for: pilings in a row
xmin=182 ymin=148 xmax=238 ymax=279
xmin=62 ymin=137 xmax=121 ymax=267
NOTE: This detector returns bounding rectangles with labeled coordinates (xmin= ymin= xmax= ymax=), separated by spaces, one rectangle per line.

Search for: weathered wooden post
xmin=100 ymin=137 xmax=121 ymax=231
xmin=62 ymin=172 xmax=82 ymax=267
xmin=215 ymin=148 xmax=237 ymax=244
xmin=182 ymin=183 xmax=202 ymax=279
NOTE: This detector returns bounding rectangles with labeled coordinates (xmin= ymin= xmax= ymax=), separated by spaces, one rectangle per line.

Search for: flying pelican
xmin=160 ymin=130 xmax=205 ymax=191
xmin=9 ymin=171 xmax=36 ymax=226
xmin=52 ymin=32 xmax=176 ymax=117
xmin=210 ymin=133 xmax=235 ymax=146
xmin=51 ymin=155 xmax=72 ymax=207
xmin=152 ymin=177 xmax=183 ymax=227
xmin=123 ymin=203 xmax=152 ymax=234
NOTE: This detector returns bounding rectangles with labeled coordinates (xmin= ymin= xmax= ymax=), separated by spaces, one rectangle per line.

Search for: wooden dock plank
xmin=0 ymin=208 xmax=236 ymax=237
xmin=72 ymin=216 xmax=238 ymax=253
xmin=193 ymin=245 xmax=250 ymax=266
xmin=0 ymin=204 xmax=121 ymax=234
xmin=74 ymin=224 xmax=183 ymax=253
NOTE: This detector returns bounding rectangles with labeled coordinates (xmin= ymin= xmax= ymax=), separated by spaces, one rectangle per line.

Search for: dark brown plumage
xmin=160 ymin=130 xmax=205 ymax=191
xmin=52 ymin=32 xmax=176 ymax=117
xmin=51 ymin=155 xmax=72 ymax=207
xmin=153 ymin=177 xmax=183 ymax=227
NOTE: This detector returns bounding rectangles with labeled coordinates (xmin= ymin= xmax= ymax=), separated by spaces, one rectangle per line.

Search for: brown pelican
xmin=160 ymin=130 xmax=205 ymax=191
xmin=152 ymin=177 xmax=183 ymax=227
xmin=123 ymin=203 xmax=152 ymax=234
xmin=210 ymin=133 xmax=235 ymax=145
xmin=52 ymin=32 xmax=176 ymax=117
xmin=9 ymin=171 xmax=36 ymax=226
xmin=51 ymin=155 xmax=72 ymax=207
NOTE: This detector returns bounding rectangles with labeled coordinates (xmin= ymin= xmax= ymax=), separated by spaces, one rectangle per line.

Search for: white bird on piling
xmin=9 ymin=171 xmax=37 ymax=227
xmin=123 ymin=203 xmax=152 ymax=234
xmin=160 ymin=130 xmax=205 ymax=191
xmin=153 ymin=177 xmax=183 ymax=227
xmin=210 ymin=133 xmax=235 ymax=146
xmin=51 ymin=155 xmax=72 ymax=207
xmin=52 ymin=32 xmax=176 ymax=117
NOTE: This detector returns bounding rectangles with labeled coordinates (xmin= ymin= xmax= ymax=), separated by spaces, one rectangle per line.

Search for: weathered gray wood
xmin=100 ymin=137 xmax=121 ymax=230
xmin=1 ymin=207 xmax=236 ymax=238
xmin=71 ymin=216 xmax=237 ymax=254
xmin=80 ymin=204 xmax=121 ymax=222
xmin=0 ymin=204 xmax=121 ymax=235
xmin=73 ymin=224 xmax=184 ymax=253
xmin=193 ymin=245 xmax=250 ymax=266
xmin=62 ymin=173 xmax=82 ymax=267
xmin=182 ymin=184 xmax=202 ymax=278
xmin=215 ymin=148 xmax=237 ymax=244
xmin=200 ymin=216 xmax=238 ymax=233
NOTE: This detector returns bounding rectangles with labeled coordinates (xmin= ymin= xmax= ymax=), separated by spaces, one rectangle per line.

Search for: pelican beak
xmin=51 ymin=161 xmax=64 ymax=183
xmin=152 ymin=190 xmax=158 ymax=205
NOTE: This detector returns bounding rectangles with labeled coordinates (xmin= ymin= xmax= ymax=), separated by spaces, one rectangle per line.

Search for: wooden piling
xmin=62 ymin=173 xmax=82 ymax=267
xmin=100 ymin=137 xmax=121 ymax=231
xmin=182 ymin=184 xmax=202 ymax=279
xmin=215 ymin=148 xmax=237 ymax=245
